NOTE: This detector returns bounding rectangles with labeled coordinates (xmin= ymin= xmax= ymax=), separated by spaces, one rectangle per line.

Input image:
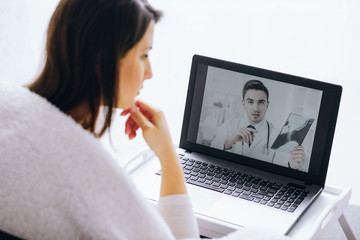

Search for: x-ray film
xmin=271 ymin=113 xmax=315 ymax=153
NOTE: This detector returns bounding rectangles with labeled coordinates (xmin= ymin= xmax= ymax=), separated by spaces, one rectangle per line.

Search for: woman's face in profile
xmin=117 ymin=20 xmax=155 ymax=109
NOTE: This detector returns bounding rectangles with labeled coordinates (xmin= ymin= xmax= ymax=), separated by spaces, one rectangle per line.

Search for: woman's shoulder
xmin=1 ymin=82 xmax=80 ymax=130
xmin=0 ymin=82 xmax=29 ymax=102
xmin=0 ymin=81 xmax=116 ymax=170
xmin=0 ymin=82 xmax=134 ymax=220
xmin=0 ymin=82 xmax=62 ymax=118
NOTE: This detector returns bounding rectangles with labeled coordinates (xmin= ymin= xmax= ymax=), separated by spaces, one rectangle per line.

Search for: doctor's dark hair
xmin=242 ymin=80 xmax=269 ymax=101
xmin=28 ymin=0 xmax=162 ymax=137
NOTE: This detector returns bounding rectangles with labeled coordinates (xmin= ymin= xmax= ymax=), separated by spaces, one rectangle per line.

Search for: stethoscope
xmin=240 ymin=120 xmax=270 ymax=155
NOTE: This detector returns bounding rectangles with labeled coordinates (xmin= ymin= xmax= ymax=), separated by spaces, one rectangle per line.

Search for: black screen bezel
xmin=179 ymin=54 xmax=342 ymax=187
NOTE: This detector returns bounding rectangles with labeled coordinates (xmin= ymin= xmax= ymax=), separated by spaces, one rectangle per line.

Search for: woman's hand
xmin=121 ymin=100 xmax=187 ymax=197
xmin=121 ymin=100 xmax=174 ymax=160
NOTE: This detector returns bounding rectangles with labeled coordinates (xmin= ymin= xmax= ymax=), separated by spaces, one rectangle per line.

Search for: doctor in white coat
xmin=211 ymin=80 xmax=305 ymax=169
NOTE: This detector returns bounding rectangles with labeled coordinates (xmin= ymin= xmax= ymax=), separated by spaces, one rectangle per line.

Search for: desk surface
xmin=288 ymin=186 xmax=351 ymax=240
xmin=194 ymin=185 xmax=352 ymax=239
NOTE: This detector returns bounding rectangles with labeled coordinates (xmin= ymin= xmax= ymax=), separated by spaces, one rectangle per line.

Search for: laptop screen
xmin=180 ymin=55 xmax=342 ymax=186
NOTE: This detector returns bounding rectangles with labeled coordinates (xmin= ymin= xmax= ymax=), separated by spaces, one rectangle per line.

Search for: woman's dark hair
xmin=242 ymin=80 xmax=269 ymax=101
xmin=28 ymin=0 xmax=162 ymax=137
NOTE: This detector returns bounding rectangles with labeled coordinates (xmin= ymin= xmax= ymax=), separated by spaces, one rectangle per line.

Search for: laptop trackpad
xmin=188 ymin=186 xmax=221 ymax=211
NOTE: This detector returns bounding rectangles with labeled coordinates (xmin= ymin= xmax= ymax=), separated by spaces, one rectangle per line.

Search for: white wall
xmin=1 ymin=0 xmax=359 ymax=204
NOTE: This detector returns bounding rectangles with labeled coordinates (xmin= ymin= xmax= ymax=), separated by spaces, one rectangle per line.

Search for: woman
xmin=0 ymin=0 xmax=198 ymax=239
xmin=0 ymin=0 xmax=289 ymax=239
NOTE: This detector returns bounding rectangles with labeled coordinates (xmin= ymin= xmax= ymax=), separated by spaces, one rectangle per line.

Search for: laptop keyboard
xmin=156 ymin=154 xmax=309 ymax=213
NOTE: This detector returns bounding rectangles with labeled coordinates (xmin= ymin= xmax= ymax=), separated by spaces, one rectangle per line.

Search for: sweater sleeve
xmin=158 ymin=194 xmax=200 ymax=239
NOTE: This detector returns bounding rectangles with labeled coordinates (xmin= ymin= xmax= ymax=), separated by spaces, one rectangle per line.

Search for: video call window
xmin=195 ymin=66 xmax=323 ymax=173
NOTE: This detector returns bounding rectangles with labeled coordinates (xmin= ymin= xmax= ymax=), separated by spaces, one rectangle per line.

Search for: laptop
xmin=129 ymin=54 xmax=342 ymax=236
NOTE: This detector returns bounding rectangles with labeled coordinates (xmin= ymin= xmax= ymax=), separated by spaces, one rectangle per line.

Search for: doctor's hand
xmin=224 ymin=127 xmax=258 ymax=150
xmin=288 ymin=146 xmax=306 ymax=169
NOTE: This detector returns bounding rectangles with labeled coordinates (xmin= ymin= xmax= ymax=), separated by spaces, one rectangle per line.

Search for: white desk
xmin=196 ymin=185 xmax=356 ymax=240
xmin=126 ymin=149 xmax=357 ymax=240
xmin=289 ymin=186 xmax=355 ymax=239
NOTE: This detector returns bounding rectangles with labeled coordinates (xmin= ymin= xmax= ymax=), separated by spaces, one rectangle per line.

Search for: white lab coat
xmin=211 ymin=117 xmax=290 ymax=166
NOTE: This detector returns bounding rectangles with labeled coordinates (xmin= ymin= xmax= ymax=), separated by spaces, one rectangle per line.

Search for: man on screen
xmin=210 ymin=80 xmax=305 ymax=169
